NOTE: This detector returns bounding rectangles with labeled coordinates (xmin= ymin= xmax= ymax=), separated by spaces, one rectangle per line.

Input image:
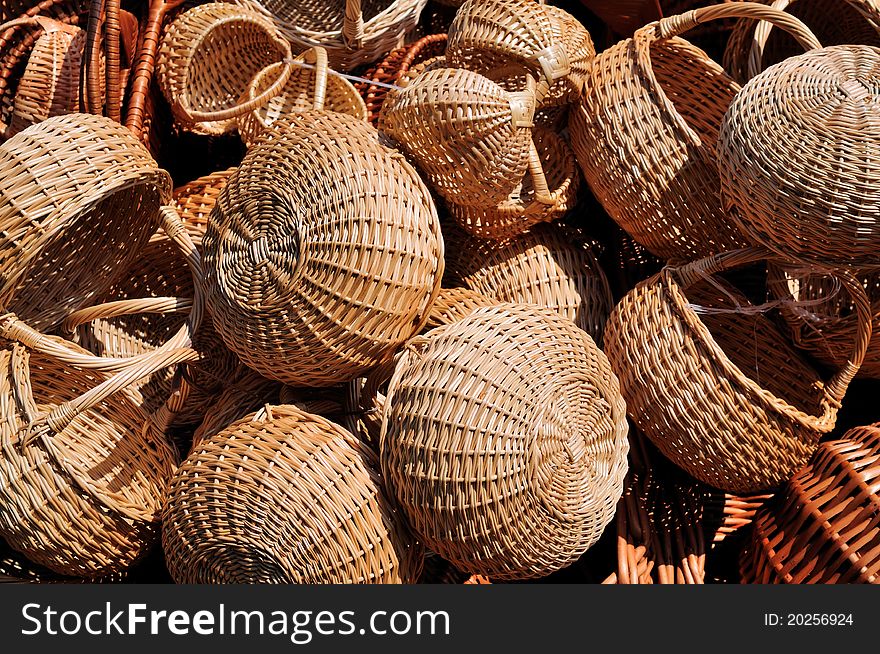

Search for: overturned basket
xmin=603 ymin=248 xmax=872 ymax=493
xmin=204 ymin=111 xmax=443 ymax=387
xmin=740 ymin=422 xmax=880 ymax=583
xmin=378 ymin=303 xmax=629 ymax=580
xmin=163 ymin=404 xmax=424 ymax=583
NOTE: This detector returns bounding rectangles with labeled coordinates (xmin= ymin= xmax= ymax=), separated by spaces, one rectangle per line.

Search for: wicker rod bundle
xmin=163 ymin=404 xmax=424 ymax=583
xmin=570 ymin=2 xmax=821 ymax=261
xmin=156 ymin=2 xmax=293 ymax=135
xmin=724 ymin=0 xmax=880 ymax=84
xmin=740 ymin=423 xmax=880 ymax=583
xmin=443 ymin=222 xmax=613 ymax=344
xmin=381 ymin=66 xmax=562 ymax=209
xmin=204 ymin=111 xmax=443 ymax=387
xmin=719 ymin=44 xmax=880 ymax=268
xmin=230 ymin=0 xmax=428 ymax=70
xmin=378 ymin=303 xmax=629 ymax=580
xmin=603 ymin=248 xmax=872 ymax=493
xmin=447 ymin=126 xmax=581 ymax=240
xmin=237 ymin=46 xmax=366 ymax=147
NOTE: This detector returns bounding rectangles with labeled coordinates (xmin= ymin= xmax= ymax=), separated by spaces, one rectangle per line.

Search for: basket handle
xmin=746 ymin=0 xmax=880 ymax=80
xmin=670 ymin=248 xmax=871 ymax=423
xmin=648 ymin=1 xmax=821 ymax=50
xmin=177 ymin=27 xmax=294 ymax=124
xmin=61 ymin=297 xmax=193 ymax=334
xmin=342 ymin=0 xmax=365 ymax=51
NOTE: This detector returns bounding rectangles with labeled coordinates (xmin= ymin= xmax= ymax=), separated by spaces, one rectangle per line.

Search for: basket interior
xmin=260 ymin=0 xmax=396 ymax=32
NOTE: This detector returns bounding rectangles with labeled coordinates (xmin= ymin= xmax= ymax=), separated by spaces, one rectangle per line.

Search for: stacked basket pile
xmin=0 ymin=0 xmax=877 ymax=585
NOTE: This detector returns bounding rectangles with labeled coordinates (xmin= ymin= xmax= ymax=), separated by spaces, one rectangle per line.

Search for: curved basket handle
xmin=746 ymin=0 xmax=880 ymax=80
xmin=669 ymin=248 xmax=871 ymax=427
xmin=308 ymin=46 xmax=329 ymax=111
xmin=61 ymin=297 xmax=193 ymax=334
xmin=342 ymin=0 xmax=365 ymax=51
xmin=177 ymin=24 xmax=294 ymax=124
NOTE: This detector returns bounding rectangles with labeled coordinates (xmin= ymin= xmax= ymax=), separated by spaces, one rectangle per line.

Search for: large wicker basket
xmin=156 ymin=2 xmax=293 ymax=135
xmin=570 ymin=2 xmax=820 ymax=261
xmin=230 ymin=0 xmax=428 ymax=70
xmin=0 ymin=339 xmax=179 ymax=577
xmin=203 ymin=111 xmax=443 ymax=387
xmin=163 ymin=404 xmax=424 ymax=583
xmin=719 ymin=44 xmax=880 ymax=268
xmin=443 ymin=222 xmax=613 ymax=344
xmin=603 ymin=248 xmax=872 ymax=493
xmin=378 ymin=303 xmax=629 ymax=580
xmin=724 ymin=0 xmax=880 ymax=84
xmin=0 ymin=113 xmax=171 ymax=331
xmin=740 ymin=422 xmax=880 ymax=583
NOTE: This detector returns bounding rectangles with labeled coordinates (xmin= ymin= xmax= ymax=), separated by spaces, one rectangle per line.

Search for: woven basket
xmin=0 ymin=339 xmax=180 ymax=577
xmin=204 ymin=111 xmax=443 ymax=387
xmin=446 ymin=0 xmax=593 ymax=106
xmin=156 ymin=2 xmax=293 ymax=135
xmin=422 ymin=286 xmax=498 ymax=330
xmin=358 ymin=32 xmax=447 ymax=126
xmin=378 ymin=303 xmax=629 ymax=580
xmin=6 ymin=19 xmax=92 ymax=136
xmin=191 ymin=369 xmax=280 ymax=447
xmin=603 ymin=248 xmax=871 ymax=493
xmin=237 ymin=46 xmax=366 ymax=147
xmin=171 ymin=166 xmax=235 ymax=240
xmin=381 ymin=66 xmax=563 ymax=209
xmin=724 ymin=0 xmax=880 ymax=84
xmin=740 ymin=423 xmax=880 ymax=583
xmin=766 ymin=265 xmax=880 ymax=379
xmin=230 ymin=0 xmax=428 ymax=70
xmin=719 ymin=44 xmax=880 ymax=268
xmin=163 ymin=404 xmax=424 ymax=583
xmin=447 ymin=127 xmax=580 ymax=240
xmin=0 ymin=113 xmax=171 ymax=331
xmin=570 ymin=2 xmax=820 ymax=261
xmin=443 ymin=222 xmax=613 ymax=344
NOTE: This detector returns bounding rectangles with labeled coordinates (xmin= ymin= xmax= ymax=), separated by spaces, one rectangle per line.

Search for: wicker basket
xmin=230 ymin=0 xmax=428 ymax=70
xmin=358 ymin=32 xmax=447 ymax=126
xmin=203 ymin=111 xmax=443 ymax=387
xmin=719 ymin=44 xmax=880 ymax=268
xmin=6 ymin=19 xmax=91 ymax=136
xmin=447 ymin=127 xmax=580 ymax=240
xmin=603 ymin=248 xmax=871 ymax=493
xmin=740 ymin=422 xmax=880 ymax=583
xmin=163 ymin=404 xmax=424 ymax=583
xmin=0 ymin=339 xmax=179 ymax=577
xmin=0 ymin=113 xmax=171 ymax=331
xmin=766 ymin=265 xmax=880 ymax=379
xmin=724 ymin=0 xmax=880 ymax=84
xmin=378 ymin=303 xmax=629 ymax=580
xmin=423 ymin=286 xmax=498 ymax=330
xmin=443 ymin=222 xmax=613 ymax=344
xmin=381 ymin=66 xmax=561 ymax=209
xmin=237 ymin=46 xmax=367 ymax=147
xmin=446 ymin=0 xmax=593 ymax=106
xmin=156 ymin=2 xmax=293 ymax=135
xmin=570 ymin=2 xmax=820 ymax=261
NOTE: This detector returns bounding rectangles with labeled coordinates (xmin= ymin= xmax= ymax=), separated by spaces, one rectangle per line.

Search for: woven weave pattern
xmin=740 ymin=423 xmax=880 ymax=583
xmin=0 ymin=113 xmax=171 ymax=331
xmin=204 ymin=111 xmax=443 ymax=387
xmin=380 ymin=303 xmax=628 ymax=580
xmin=720 ymin=45 xmax=880 ymax=267
xmin=163 ymin=404 xmax=423 ymax=583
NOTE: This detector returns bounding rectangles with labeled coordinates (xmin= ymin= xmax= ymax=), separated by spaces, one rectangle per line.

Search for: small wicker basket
xmin=237 ymin=46 xmax=367 ymax=147
xmin=156 ymin=2 xmax=293 ymax=135
xmin=740 ymin=422 xmax=880 ymax=583
xmin=719 ymin=44 xmax=880 ymax=268
xmin=163 ymin=404 xmax=424 ymax=583
xmin=378 ymin=303 xmax=629 ymax=580
xmin=203 ymin=111 xmax=443 ymax=387
xmin=570 ymin=2 xmax=820 ymax=261
xmin=603 ymin=248 xmax=871 ymax=493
